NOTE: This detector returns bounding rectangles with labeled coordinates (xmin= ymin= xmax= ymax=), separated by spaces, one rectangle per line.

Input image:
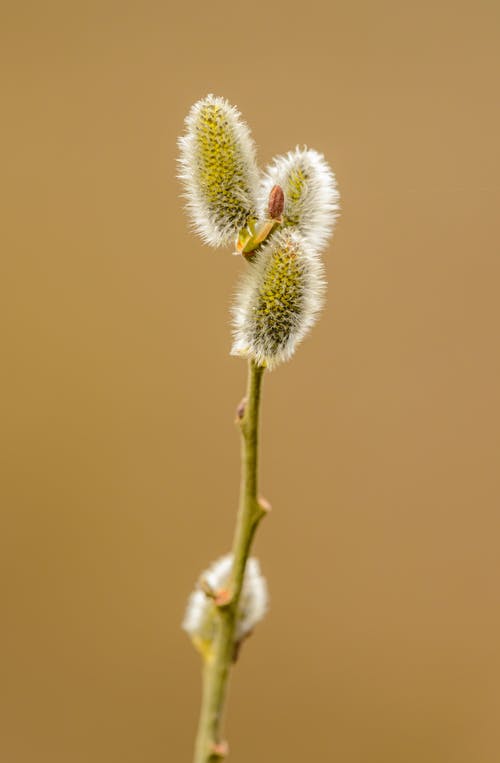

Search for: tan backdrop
xmin=2 ymin=0 xmax=499 ymax=761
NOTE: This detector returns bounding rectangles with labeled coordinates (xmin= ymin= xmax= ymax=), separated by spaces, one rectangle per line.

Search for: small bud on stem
xmin=210 ymin=741 xmax=229 ymax=759
xmin=236 ymin=397 xmax=247 ymax=421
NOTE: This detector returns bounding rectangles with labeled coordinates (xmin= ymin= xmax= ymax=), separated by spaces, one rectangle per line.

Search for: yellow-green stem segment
xmin=193 ymin=359 xmax=266 ymax=763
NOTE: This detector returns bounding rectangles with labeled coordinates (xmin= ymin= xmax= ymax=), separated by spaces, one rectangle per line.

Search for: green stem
xmin=193 ymin=359 xmax=265 ymax=763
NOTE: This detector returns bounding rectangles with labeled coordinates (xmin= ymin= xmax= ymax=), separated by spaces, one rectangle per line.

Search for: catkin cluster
xmin=178 ymin=94 xmax=340 ymax=370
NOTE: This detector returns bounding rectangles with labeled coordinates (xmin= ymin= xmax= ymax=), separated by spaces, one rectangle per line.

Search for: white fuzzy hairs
xmin=183 ymin=554 xmax=268 ymax=646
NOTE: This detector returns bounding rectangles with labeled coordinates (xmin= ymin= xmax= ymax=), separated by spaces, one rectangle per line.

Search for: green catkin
xmin=232 ymin=230 xmax=326 ymax=370
xmin=178 ymin=95 xmax=259 ymax=247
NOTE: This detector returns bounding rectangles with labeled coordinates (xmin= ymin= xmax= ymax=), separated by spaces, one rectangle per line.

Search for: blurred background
xmin=2 ymin=0 xmax=499 ymax=761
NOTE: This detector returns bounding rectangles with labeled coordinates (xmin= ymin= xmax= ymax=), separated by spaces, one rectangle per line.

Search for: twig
xmin=193 ymin=359 xmax=266 ymax=763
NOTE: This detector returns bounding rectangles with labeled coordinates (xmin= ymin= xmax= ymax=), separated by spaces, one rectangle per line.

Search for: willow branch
xmin=193 ymin=359 xmax=266 ymax=763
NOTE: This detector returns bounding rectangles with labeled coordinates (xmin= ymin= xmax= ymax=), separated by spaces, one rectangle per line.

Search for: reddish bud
xmin=210 ymin=740 xmax=229 ymax=759
xmin=258 ymin=495 xmax=272 ymax=513
xmin=214 ymin=588 xmax=232 ymax=607
xmin=236 ymin=396 xmax=247 ymax=421
xmin=267 ymin=184 xmax=285 ymax=220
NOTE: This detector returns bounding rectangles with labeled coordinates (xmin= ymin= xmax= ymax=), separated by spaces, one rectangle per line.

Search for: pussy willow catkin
xmin=231 ymin=229 xmax=326 ymax=369
xmin=178 ymin=94 xmax=259 ymax=247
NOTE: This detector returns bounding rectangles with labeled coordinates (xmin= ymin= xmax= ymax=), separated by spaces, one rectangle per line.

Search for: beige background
xmin=2 ymin=0 xmax=499 ymax=761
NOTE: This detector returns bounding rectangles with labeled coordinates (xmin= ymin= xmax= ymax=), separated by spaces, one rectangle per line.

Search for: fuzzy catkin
xmin=177 ymin=95 xmax=259 ymax=247
xmin=231 ymin=230 xmax=326 ymax=370
xmin=183 ymin=555 xmax=268 ymax=647
xmin=259 ymin=147 xmax=339 ymax=254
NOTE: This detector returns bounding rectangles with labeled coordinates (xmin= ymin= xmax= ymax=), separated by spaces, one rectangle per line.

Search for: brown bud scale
xmin=267 ymin=184 xmax=285 ymax=220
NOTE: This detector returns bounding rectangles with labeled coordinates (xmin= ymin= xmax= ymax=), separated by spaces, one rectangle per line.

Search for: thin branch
xmin=193 ymin=359 xmax=266 ymax=763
